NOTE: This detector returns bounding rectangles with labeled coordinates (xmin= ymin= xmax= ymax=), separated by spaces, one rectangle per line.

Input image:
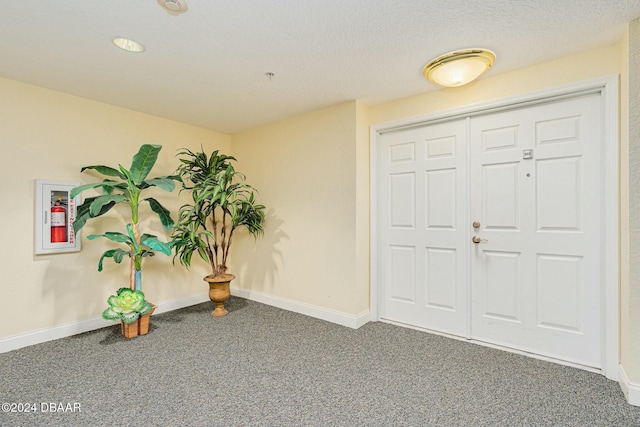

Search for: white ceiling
xmin=1 ymin=1 xmax=639 ymax=134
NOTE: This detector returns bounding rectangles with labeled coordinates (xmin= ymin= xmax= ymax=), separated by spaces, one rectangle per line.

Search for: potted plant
xmin=102 ymin=288 xmax=154 ymax=338
xmin=70 ymin=144 xmax=179 ymax=337
xmin=172 ymin=148 xmax=265 ymax=316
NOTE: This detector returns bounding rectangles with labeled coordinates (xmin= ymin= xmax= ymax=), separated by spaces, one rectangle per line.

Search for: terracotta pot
xmin=121 ymin=305 xmax=157 ymax=339
xmin=204 ymin=273 xmax=235 ymax=317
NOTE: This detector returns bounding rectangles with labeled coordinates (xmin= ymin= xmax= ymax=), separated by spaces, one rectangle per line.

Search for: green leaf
xmin=121 ymin=311 xmax=140 ymax=324
xmin=70 ymin=181 xmax=122 ymax=198
xmin=102 ymin=307 xmax=121 ymax=322
xmin=139 ymin=302 xmax=153 ymax=315
xmin=102 ymin=181 xmax=128 ymax=195
xmin=73 ymin=197 xmax=98 ymax=233
xmin=145 ymin=198 xmax=174 ymax=230
xmin=130 ymin=144 xmax=161 ymax=185
xmin=197 ymin=247 xmax=208 ymax=263
xmin=80 ymin=165 xmax=126 ymax=180
xmin=142 ymin=177 xmax=177 ymax=192
xmin=96 ymin=248 xmax=129 ymax=271
xmin=89 ymin=194 xmax=127 ymax=217
xmin=140 ymin=234 xmax=172 ymax=256
xmin=126 ymin=224 xmax=140 ymax=253
xmin=87 ymin=232 xmax=132 ymax=244
xmin=118 ymin=164 xmax=132 ymax=184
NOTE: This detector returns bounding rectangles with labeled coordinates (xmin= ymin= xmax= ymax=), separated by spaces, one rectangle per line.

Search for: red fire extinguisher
xmin=51 ymin=196 xmax=68 ymax=243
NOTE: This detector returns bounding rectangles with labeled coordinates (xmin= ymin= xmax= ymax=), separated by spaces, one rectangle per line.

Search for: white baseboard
xmin=0 ymin=293 xmax=209 ymax=354
xmin=618 ymin=364 xmax=640 ymax=406
xmin=152 ymin=293 xmax=209 ymax=315
xmin=231 ymin=286 xmax=370 ymax=329
xmin=0 ymin=290 xmax=370 ymax=353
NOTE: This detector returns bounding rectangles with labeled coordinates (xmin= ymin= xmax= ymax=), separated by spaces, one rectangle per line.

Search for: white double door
xmin=378 ymin=94 xmax=602 ymax=368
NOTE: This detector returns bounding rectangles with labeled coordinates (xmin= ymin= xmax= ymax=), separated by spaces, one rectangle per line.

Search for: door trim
xmin=370 ymin=74 xmax=619 ymax=379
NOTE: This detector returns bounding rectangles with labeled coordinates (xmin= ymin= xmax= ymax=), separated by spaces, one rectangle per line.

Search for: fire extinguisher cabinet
xmin=35 ymin=179 xmax=81 ymax=254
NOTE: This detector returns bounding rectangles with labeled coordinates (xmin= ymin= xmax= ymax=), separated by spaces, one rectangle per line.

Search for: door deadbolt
xmin=472 ymin=221 xmax=481 ymax=228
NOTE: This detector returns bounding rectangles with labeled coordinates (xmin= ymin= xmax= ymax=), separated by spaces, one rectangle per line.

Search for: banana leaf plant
xmin=171 ymin=148 xmax=265 ymax=278
xmin=70 ymin=144 xmax=180 ymax=291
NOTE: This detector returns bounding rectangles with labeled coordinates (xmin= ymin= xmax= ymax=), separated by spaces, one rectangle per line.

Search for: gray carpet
xmin=1 ymin=297 xmax=639 ymax=427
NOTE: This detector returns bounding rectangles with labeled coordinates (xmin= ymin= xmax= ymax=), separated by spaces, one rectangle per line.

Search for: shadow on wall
xmin=233 ymin=209 xmax=287 ymax=292
xmin=40 ymin=253 xmax=120 ymax=326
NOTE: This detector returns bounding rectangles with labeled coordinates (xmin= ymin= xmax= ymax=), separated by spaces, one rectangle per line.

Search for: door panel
xmin=389 ymin=172 xmax=415 ymax=228
xmin=536 ymin=254 xmax=583 ymax=332
xmin=470 ymin=94 xmax=601 ymax=368
xmin=536 ymin=157 xmax=581 ymax=230
xmin=482 ymin=250 xmax=521 ymax=322
xmin=389 ymin=245 xmax=416 ymax=303
xmin=425 ymin=247 xmax=457 ymax=310
xmin=379 ymin=120 xmax=468 ymax=336
xmin=482 ymin=162 xmax=521 ymax=230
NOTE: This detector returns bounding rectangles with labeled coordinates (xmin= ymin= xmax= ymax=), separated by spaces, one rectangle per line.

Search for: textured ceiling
xmin=1 ymin=1 xmax=639 ymax=134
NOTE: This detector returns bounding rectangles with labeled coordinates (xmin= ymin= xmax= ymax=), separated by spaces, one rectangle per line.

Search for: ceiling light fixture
xmin=112 ymin=37 xmax=145 ymax=53
xmin=423 ymin=48 xmax=495 ymax=88
xmin=157 ymin=0 xmax=188 ymax=15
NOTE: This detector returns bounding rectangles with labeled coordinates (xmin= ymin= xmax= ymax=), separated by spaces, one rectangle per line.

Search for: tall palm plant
xmin=70 ymin=144 xmax=179 ymax=291
xmin=172 ymin=148 xmax=265 ymax=278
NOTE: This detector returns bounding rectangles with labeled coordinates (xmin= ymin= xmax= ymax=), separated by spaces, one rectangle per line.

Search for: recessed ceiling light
xmin=423 ymin=48 xmax=495 ymax=88
xmin=112 ymin=37 xmax=145 ymax=53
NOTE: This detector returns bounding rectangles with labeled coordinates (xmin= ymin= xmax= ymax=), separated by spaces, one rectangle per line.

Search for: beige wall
xmin=0 ymin=77 xmax=230 ymax=339
xmin=230 ymin=101 xmax=369 ymax=315
xmin=620 ymin=26 xmax=631 ymax=381
xmin=369 ymin=44 xmax=621 ymax=125
xmin=625 ymin=17 xmax=640 ymax=383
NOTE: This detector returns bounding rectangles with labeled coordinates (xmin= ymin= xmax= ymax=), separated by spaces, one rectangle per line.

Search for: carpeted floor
xmin=1 ymin=297 xmax=639 ymax=426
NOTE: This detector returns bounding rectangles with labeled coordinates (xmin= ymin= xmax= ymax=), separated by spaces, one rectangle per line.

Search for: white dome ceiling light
xmin=157 ymin=0 xmax=188 ymax=16
xmin=423 ymin=48 xmax=495 ymax=88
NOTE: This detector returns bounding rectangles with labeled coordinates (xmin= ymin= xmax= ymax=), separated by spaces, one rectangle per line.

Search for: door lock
xmin=472 ymin=221 xmax=481 ymax=228
xmin=472 ymin=236 xmax=488 ymax=244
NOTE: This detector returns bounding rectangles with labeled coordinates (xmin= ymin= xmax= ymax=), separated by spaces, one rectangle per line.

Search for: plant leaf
xmin=113 ymin=249 xmax=126 ymax=264
xmin=139 ymin=302 xmax=153 ymax=315
xmin=102 ymin=307 xmax=121 ymax=321
xmin=80 ymin=165 xmax=126 ymax=180
xmin=96 ymin=248 xmax=129 ymax=271
xmin=89 ymin=194 xmax=127 ymax=217
xmin=87 ymin=232 xmax=132 ymax=244
xmin=145 ymin=198 xmax=174 ymax=230
xmin=130 ymin=144 xmax=161 ymax=184
xmin=73 ymin=196 xmax=97 ymax=233
xmin=121 ymin=311 xmax=140 ymax=324
xmin=126 ymin=224 xmax=140 ymax=253
xmin=142 ymin=177 xmax=177 ymax=192
xmin=140 ymin=234 xmax=172 ymax=256
xmin=70 ymin=181 xmax=122 ymax=199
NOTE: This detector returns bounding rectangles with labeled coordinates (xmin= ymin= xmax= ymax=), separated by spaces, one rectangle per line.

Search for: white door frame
xmin=369 ymin=75 xmax=619 ymax=380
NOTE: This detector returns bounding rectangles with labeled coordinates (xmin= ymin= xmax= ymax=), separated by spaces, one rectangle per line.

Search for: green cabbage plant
xmin=102 ymin=288 xmax=153 ymax=324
